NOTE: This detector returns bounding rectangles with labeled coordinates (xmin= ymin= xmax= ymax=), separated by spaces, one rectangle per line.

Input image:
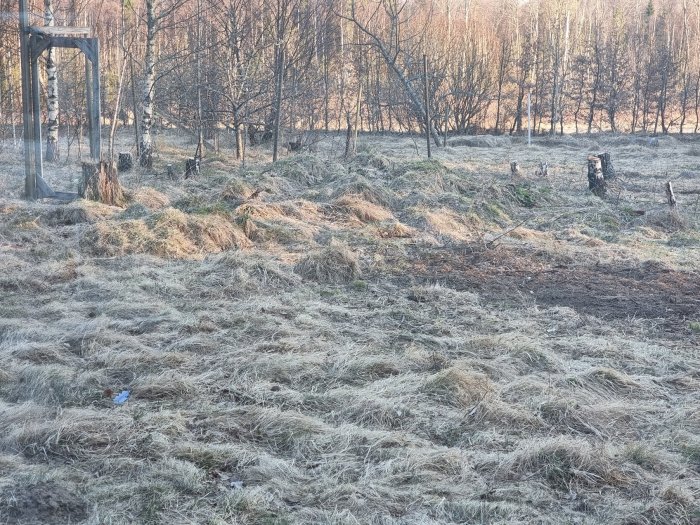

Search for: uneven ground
xmin=0 ymin=131 xmax=699 ymax=524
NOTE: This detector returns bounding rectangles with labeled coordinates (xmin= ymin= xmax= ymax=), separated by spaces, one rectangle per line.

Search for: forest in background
xmin=1 ymin=0 xmax=700 ymax=162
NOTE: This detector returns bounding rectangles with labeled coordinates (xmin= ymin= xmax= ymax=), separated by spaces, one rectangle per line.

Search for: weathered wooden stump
xmin=598 ymin=152 xmax=615 ymax=181
xmin=184 ymin=157 xmax=200 ymax=179
xmin=535 ymin=161 xmax=548 ymax=177
xmin=166 ymin=165 xmax=177 ymax=180
xmin=587 ymin=155 xmax=606 ymax=197
xmin=286 ymin=140 xmax=302 ymax=152
xmin=139 ymin=149 xmax=153 ymax=169
xmin=80 ymin=161 xmax=125 ymax=206
xmin=666 ymin=181 xmax=677 ymax=209
xmin=344 ymin=114 xmax=356 ymax=159
xmin=117 ymin=152 xmax=133 ymax=172
xmin=510 ymin=161 xmax=520 ymax=177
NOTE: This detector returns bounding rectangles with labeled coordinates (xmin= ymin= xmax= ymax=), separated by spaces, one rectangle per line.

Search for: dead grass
xmin=80 ymin=207 xmax=250 ymax=258
xmin=0 ymin=131 xmax=699 ymax=524
xmin=294 ymin=244 xmax=360 ymax=283
xmin=333 ymin=194 xmax=394 ymax=222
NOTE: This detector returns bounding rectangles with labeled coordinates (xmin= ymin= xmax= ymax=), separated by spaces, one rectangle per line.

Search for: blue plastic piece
xmin=113 ymin=390 xmax=130 ymax=405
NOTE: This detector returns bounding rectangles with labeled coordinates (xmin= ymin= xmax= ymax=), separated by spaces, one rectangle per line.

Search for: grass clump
xmin=81 ymin=208 xmax=249 ymax=258
xmin=333 ymin=195 xmax=393 ymax=222
xmin=294 ymin=244 xmax=360 ymax=284
xmin=505 ymin=437 xmax=629 ymax=489
xmin=423 ymin=367 xmax=493 ymax=407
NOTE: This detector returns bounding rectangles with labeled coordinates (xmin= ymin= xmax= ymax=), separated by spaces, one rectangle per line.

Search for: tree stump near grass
xmin=117 ymin=152 xmax=133 ymax=172
xmin=598 ymin=152 xmax=615 ymax=180
xmin=587 ymin=155 xmax=606 ymax=197
xmin=80 ymin=161 xmax=125 ymax=207
xmin=666 ymin=181 xmax=677 ymax=209
xmin=185 ymin=158 xmax=200 ymax=179
xmin=510 ymin=161 xmax=520 ymax=177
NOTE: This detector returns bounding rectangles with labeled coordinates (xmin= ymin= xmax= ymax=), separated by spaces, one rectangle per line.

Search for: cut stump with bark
xmin=666 ymin=181 xmax=677 ymax=209
xmin=185 ymin=158 xmax=200 ymax=179
xmin=80 ymin=161 xmax=126 ymax=207
xmin=510 ymin=161 xmax=520 ymax=177
xmin=598 ymin=152 xmax=615 ymax=181
xmin=587 ymin=155 xmax=606 ymax=197
xmin=117 ymin=152 xmax=133 ymax=172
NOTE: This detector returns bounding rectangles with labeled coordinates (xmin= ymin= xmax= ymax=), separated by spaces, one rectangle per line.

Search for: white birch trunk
xmin=45 ymin=0 xmax=59 ymax=161
xmin=139 ymin=0 xmax=156 ymax=167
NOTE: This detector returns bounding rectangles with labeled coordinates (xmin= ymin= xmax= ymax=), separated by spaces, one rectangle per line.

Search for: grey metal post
xmin=30 ymin=43 xmax=44 ymax=187
xmin=19 ymin=0 xmax=35 ymax=199
xmin=91 ymin=40 xmax=101 ymax=160
xmin=423 ymin=54 xmax=431 ymax=159
xmin=527 ymin=91 xmax=531 ymax=147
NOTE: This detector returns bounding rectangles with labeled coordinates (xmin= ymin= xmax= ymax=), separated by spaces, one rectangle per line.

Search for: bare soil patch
xmin=398 ymin=243 xmax=700 ymax=335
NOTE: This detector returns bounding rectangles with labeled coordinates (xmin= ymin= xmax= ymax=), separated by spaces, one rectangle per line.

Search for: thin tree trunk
xmin=45 ymin=0 xmax=59 ymax=161
xmin=139 ymin=0 xmax=156 ymax=167
xmin=272 ymin=48 xmax=284 ymax=162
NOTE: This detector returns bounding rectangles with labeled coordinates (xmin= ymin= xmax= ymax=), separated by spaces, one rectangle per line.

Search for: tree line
xmin=0 ymin=0 xmax=699 ymax=162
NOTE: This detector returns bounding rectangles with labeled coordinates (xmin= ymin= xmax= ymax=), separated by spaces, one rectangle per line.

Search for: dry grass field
xmin=0 ymin=131 xmax=699 ymax=524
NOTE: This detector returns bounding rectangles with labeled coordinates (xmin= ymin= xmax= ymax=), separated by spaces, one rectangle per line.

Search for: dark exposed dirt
xmin=0 ymin=481 xmax=88 ymax=525
xmin=391 ymin=243 xmax=700 ymax=336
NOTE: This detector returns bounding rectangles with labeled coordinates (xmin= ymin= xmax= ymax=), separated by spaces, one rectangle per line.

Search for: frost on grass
xmin=1 ymin=133 xmax=699 ymax=524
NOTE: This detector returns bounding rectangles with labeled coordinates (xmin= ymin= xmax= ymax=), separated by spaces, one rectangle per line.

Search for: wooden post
xmin=666 ymin=181 xmax=677 ymax=209
xmin=423 ymin=54 xmax=431 ymax=158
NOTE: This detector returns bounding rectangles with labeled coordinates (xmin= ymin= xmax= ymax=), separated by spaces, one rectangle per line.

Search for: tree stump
xmin=535 ymin=161 xmax=548 ymax=177
xmin=166 ymin=165 xmax=177 ymax=180
xmin=184 ymin=158 xmax=200 ymax=179
xmin=666 ymin=181 xmax=677 ymax=209
xmin=80 ymin=161 xmax=125 ymax=206
xmin=510 ymin=161 xmax=520 ymax=177
xmin=286 ymin=140 xmax=302 ymax=153
xmin=344 ymin=113 xmax=356 ymax=158
xmin=597 ymin=152 xmax=615 ymax=181
xmin=117 ymin=152 xmax=133 ymax=172
xmin=587 ymin=155 xmax=606 ymax=197
xmin=139 ymin=148 xmax=153 ymax=168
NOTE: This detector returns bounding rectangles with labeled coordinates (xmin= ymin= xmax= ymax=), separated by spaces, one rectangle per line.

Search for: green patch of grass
xmin=681 ymin=441 xmax=700 ymax=464
xmin=174 ymin=196 xmax=230 ymax=215
xmin=481 ymin=201 xmax=510 ymax=221
xmin=350 ymin=279 xmax=368 ymax=291
xmin=689 ymin=321 xmax=700 ymax=333
xmin=624 ymin=444 xmax=659 ymax=470
xmin=393 ymin=158 xmax=446 ymax=177
xmin=668 ymin=231 xmax=700 ymax=247
xmin=511 ymin=184 xmax=536 ymax=208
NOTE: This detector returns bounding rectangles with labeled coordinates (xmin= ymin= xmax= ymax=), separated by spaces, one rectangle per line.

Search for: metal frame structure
xmin=19 ymin=0 xmax=101 ymax=200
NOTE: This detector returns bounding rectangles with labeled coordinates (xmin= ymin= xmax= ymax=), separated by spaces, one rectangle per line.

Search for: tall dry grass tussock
xmin=294 ymin=244 xmax=361 ymax=283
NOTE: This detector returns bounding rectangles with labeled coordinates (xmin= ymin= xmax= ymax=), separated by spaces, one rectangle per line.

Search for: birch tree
xmin=45 ymin=0 xmax=59 ymax=161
